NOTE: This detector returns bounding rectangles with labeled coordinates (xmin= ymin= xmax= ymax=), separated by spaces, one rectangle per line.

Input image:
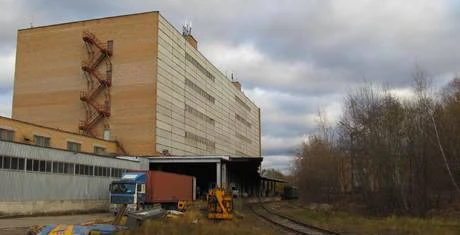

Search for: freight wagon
xmin=281 ymin=185 xmax=298 ymax=200
xmin=109 ymin=170 xmax=196 ymax=212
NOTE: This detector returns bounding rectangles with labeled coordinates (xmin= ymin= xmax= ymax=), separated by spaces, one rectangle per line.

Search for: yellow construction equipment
xmin=207 ymin=188 xmax=233 ymax=220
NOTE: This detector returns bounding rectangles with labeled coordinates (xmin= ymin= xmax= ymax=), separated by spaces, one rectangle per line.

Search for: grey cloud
xmin=0 ymin=91 xmax=12 ymax=117
xmin=263 ymin=145 xmax=299 ymax=156
xmin=261 ymin=155 xmax=297 ymax=174
xmin=191 ymin=1 xmax=460 ymax=89
xmin=1 ymin=1 xmax=459 ymax=172
xmin=0 ymin=50 xmax=15 ymax=90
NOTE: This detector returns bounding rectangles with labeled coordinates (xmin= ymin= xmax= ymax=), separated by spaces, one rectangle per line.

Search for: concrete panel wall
xmin=0 ymin=200 xmax=108 ymax=215
xmin=156 ymin=16 xmax=261 ymax=157
xmin=12 ymin=12 xmax=160 ymax=156
xmin=0 ymin=141 xmax=140 ymax=215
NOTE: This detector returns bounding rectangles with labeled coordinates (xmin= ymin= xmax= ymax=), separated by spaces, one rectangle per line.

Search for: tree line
xmin=293 ymin=71 xmax=460 ymax=217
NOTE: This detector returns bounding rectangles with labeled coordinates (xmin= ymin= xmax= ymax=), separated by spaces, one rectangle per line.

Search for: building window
xmin=185 ymin=104 xmax=215 ymax=125
xmin=67 ymin=141 xmax=81 ymax=152
xmin=32 ymin=159 xmax=39 ymax=171
xmin=0 ymin=156 xmax=25 ymax=170
xmin=75 ymin=164 xmax=93 ymax=176
xmin=26 ymin=159 xmax=32 ymax=171
xmin=3 ymin=156 xmax=10 ymax=169
xmin=235 ymin=96 xmax=251 ymax=111
xmin=52 ymin=161 xmax=74 ymax=174
xmin=18 ymin=158 xmax=25 ymax=170
xmin=94 ymin=146 xmax=106 ymax=155
xmin=185 ymin=131 xmax=216 ymax=151
xmin=39 ymin=160 xmax=47 ymax=172
xmin=11 ymin=157 xmax=18 ymax=169
xmin=45 ymin=161 xmax=52 ymax=172
xmin=52 ymin=162 xmax=62 ymax=173
xmin=111 ymin=168 xmax=124 ymax=178
xmin=0 ymin=128 xmax=14 ymax=141
xmin=95 ymin=166 xmax=110 ymax=177
xmin=235 ymin=113 xmax=252 ymax=128
xmin=33 ymin=135 xmax=50 ymax=147
xmin=185 ymin=78 xmax=215 ymax=103
xmin=185 ymin=53 xmax=215 ymax=82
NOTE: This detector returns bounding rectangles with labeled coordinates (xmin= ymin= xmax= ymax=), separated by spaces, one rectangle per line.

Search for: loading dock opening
xmin=148 ymin=156 xmax=262 ymax=198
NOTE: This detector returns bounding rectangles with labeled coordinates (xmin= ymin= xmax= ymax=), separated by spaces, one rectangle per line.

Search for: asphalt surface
xmin=0 ymin=213 xmax=113 ymax=235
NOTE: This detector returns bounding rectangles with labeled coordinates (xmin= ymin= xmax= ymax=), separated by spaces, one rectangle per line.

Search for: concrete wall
xmin=0 ymin=116 xmax=117 ymax=155
xmin=0 ymin=141 xmax=140 ymax=215
xmin=12 ymin=12 xmax=159 ymax=156
xmin=0 ymin=200 xmax=109 ymax=215
xmin=155 ymin=15 xmax=261 ymax=157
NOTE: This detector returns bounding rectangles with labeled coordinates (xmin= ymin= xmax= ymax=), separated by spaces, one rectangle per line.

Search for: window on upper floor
xmin=33 ymin=135 xmax=50 ymax=147
xmin=94 ymin=146 xmax=106 ymax=155
xmin=67 ymin=141 xmax=81 ymax=152
xmin=0 ymin=128 xmax=14 ymax=141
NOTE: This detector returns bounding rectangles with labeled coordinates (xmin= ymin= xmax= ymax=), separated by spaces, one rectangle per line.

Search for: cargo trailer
xmin=109 ymin=170 xmax=196 ymax=211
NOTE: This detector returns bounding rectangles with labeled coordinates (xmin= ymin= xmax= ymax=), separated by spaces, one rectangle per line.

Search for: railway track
xmin=250 ymin=202 xmax=343 ymax=235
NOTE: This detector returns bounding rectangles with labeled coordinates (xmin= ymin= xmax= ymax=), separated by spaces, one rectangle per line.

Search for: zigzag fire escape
xmin=79 ymin=31 xmax=113 ymax=137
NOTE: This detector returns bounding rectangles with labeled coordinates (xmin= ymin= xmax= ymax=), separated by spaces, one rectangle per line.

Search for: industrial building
xmin=12 ymin=11 xmax=261 ymax=157
xmin=0 ymin=116 xmax=120 ymax=155
xmin=0 ymin=140 xmax=143 ymax=215
xmin=0 ymin=12 xmax=280 ymax=215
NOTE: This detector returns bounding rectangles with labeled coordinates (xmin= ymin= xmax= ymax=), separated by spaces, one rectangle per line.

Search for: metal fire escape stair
xmin=79 ymin=31 xmax=112 ymax=136
xmin=82 ymin=31 xmax=113 ymax=56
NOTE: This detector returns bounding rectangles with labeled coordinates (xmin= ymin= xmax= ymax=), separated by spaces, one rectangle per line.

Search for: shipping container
xmin=145 ymin=171 xmax=195 ymax=203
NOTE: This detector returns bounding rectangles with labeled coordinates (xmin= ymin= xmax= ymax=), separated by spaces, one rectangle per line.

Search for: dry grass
xmin=270 ymin=201 xmax=460 ymax=235
xmin=119 ymin=200 xmax=278 ymax=235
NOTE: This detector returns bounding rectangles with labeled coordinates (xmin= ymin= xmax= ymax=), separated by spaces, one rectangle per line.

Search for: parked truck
xmin=109 ymin=170 xmax=196 ymax=212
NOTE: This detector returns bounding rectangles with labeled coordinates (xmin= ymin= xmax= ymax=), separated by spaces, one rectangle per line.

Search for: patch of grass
xmin=271 ymin=202 xmax=460 ymax=235
xmin=119 ymin=201 xmax=278 ymax=235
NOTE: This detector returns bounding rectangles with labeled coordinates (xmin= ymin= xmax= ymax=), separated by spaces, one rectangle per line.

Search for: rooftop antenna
xmin=182 ymin=20 xmax=192 ymax=36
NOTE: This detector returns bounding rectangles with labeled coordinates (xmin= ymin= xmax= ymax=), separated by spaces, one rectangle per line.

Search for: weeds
xmin=119 ymin=204 xmax=277 ymax=235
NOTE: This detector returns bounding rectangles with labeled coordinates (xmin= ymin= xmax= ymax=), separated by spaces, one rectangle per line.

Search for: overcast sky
xmin=0 ymin=0 xmax=459 ymax=173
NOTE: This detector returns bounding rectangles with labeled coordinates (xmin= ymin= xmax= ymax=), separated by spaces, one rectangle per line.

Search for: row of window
xmin=185 ymin=131 xmax=216 ymax=149
xmin=235 ymin=113 xmax=252 ymax=128
xmin=185 ymin=53 xmax=215 ymax=82
xmin=0 ymin=128 xmax=107 ymax=155
xmin=235 ymin=96 xmax=251 ymax=112
xmin=185 ymin=78 xmax=215 ymax=103
xmin=185 ymin=104 xmax=215 ymax=125
xmin=0 ymin=155 xmax=126 ymax=178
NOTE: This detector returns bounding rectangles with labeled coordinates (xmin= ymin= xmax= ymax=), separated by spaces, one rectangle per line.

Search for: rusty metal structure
xmin=79 ymin=31 xmax=113 ymax=137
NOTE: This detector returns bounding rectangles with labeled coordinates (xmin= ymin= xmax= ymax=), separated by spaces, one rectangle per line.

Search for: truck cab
xmin=109 ymin=172 xmax=146 ymax=212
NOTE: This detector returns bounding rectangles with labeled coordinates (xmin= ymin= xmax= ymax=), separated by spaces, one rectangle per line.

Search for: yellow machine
xmin=207 ymin=188 xmax=233 ymax=220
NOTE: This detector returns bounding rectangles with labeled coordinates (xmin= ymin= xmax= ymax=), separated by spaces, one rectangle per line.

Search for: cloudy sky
xmin=1 ymin=0 xmax=459 ymax=173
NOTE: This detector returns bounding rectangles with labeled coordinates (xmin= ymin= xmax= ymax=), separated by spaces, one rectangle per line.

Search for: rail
xmin=250 ymin=202 xmax=343 ymax=235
